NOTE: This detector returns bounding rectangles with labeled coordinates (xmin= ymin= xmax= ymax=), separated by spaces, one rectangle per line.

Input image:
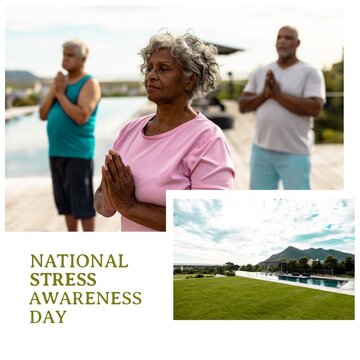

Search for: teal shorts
xmin=250 ymin=144 xmax=311 ymax=190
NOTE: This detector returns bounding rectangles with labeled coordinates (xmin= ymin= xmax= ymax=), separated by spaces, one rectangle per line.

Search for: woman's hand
xmin=102 ymin=149 xmax=137 ymax=216
xmin=101 ymin=172 xmax=115 ymax=211
xmin=98 ymin=149 xmax=165 ymax=230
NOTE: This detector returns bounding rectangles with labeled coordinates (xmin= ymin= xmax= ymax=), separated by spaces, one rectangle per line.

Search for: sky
xmin=173 ymin=198 xmax=354 ymax=265
xmin=5 ymin=3 xmax=344 ymax=81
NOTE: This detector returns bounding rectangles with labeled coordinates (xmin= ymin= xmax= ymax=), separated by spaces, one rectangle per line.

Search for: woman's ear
xmin=186 ymin=73 xmax=197 ymax=92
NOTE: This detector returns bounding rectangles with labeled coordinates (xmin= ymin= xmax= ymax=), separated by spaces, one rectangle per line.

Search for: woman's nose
xmin=148 ymin=68 xmax=159 ymax=80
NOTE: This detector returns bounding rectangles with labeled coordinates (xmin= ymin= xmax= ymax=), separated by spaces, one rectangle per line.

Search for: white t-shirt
xmin=244 ymin=61 xmax=326 ymax=154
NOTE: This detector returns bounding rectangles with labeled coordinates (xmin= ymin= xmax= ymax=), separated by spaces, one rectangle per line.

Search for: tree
xmin=183 ymin=267 xmax=195 ymax=274
xmin=311 ymin=260 xmax=323 ymax=273
xmin=214 ymin=266 xmax=225 ymax=275
xmin=335 ymin=262 xmax=346 ymax=275
xmin=324 ymin=255 xmax=338 ymax=273
xmin=224 ymin=262 xmax=240 ymax=271
xmin=203 ymin=267 xmax=214 ymax=274
xmin=344 ymin=257 xmax=354 ymax=273
xmin=298 ymin=256 xmax=310 ymax=270
xmin=287 ymin=259 xmax=298 ymax=272
xmin=225 ymin=262 xmax=234 ymax=268
xmin=245 ymin=264 xmax=253 ymax=272
xmin=315 ymin=58 xmax=343 ymax=143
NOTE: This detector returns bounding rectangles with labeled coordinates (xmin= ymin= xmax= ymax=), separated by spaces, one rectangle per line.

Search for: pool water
xmin=5 ymin=96 xmax=147 ymax=177
xmin=277 ymin=275 xmax=348 ymax=288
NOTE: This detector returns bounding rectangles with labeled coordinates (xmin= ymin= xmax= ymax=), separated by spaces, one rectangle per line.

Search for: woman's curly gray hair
xmin=139 ymin=31 xmax=221 ymax=100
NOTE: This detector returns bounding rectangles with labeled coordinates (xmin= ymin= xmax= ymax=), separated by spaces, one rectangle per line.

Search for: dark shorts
xmin=50 ymin=157 xmax=96 ymax=219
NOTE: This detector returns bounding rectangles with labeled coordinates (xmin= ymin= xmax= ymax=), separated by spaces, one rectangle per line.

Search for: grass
xmin=174 ymin=276 xmax=354 ymax=320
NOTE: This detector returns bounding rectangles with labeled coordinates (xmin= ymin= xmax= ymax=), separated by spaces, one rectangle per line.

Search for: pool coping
xmin=235 ymin=271 xmax=355 ymax=296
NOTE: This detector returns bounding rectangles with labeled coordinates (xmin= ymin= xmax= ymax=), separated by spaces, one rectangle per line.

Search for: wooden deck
xmin=5 ymin=100 xmax=343 ymax=231
xmin=5 ymin=105 xmax=39 ymax=121
xmin=5 ymin=176 xmax=121 ymax=232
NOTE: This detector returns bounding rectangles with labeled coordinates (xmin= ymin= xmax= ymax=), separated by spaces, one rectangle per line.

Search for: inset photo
xmin=173 ymin=196 xmax=354 ymax=320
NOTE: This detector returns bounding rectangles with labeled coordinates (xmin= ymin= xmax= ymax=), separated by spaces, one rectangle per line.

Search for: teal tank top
xmin=47 ymin=75 xmax=99 ymax=159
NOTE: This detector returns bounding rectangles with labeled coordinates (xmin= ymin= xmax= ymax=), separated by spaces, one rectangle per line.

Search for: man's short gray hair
xmin=63 ymin=39 xmax=89 ymax=60
xmin=139 ymin=30 xmax=221 ymax=100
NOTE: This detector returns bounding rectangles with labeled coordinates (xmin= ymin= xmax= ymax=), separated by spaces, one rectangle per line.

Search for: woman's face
xmin=144 ymin=48 xmax=191 ymax=104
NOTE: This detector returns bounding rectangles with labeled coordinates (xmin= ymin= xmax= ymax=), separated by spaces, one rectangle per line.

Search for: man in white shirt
xmin=239 ymin=25 xmax=326 ymax=189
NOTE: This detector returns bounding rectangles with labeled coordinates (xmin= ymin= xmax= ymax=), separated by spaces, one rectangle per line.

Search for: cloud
xmin=292 ymin=229 xmax=342 ymax=243
xmin=174 ymin=198 xmax=354 ymax=265
xmin=5 ymin=5 xmax=343 ymax=79
xmin=312 ymin=237 xmax=354 ymax=247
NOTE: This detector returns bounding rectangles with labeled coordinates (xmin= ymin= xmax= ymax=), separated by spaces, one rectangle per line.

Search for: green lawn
xmin=174 ymin=274 xmax=189 ymax=280
xmin=174 ymin=276 xmax=354 ymax=320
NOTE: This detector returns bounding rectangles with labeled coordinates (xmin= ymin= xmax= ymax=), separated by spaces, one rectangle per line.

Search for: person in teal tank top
xmin=47 ymin=74 xmax=97 ymax=159
xmin=39 ymin=39 xmax=101 ymax=231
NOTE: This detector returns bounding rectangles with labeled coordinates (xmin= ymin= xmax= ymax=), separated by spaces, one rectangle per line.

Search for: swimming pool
xmin=5 ymin=96 xmax=147 ymax=177
xmin=277 ymin=275 xmax=348 ymax=289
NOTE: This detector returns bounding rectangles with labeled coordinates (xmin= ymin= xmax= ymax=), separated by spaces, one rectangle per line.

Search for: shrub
xmin=321 ymin=128 xmax=344 ymax=143
xmin=224 ymin=270 xmax=235 ymax=276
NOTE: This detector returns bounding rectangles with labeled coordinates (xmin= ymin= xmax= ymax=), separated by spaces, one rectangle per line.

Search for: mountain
xmin=259 ymin=246 xmax=354 ymax=265
xmin=5 ymin=70 xmax=41 ymax=84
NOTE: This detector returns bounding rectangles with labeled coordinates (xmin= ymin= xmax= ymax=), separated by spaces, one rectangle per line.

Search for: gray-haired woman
xmin=94 ymin=31 xmax=235 ymax=232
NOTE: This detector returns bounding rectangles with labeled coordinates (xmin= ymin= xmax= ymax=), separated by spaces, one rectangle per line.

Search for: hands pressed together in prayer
xmin=100 ymin=149 xmax=137 ymax=217
xmin=94 ymin=149 xmax=166 ymax=231
xmin=53 ymin=72 xmax=67 ymax=98
xmin=264 ymin=70 xmax=280 ymax=99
